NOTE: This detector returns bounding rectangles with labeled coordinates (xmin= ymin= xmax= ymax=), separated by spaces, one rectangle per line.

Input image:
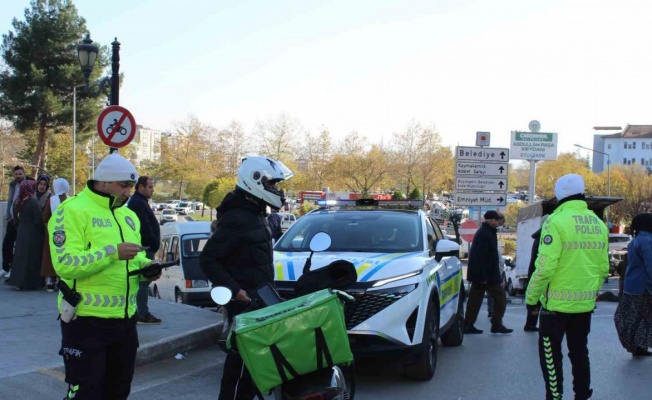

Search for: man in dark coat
xmin=127 ymin=176 xmax=161 ymax=324
xmin=1 ymin=166 xmax=26 ymax=278
xmin=200 ymin=156 xmax=293 ymax=400
xmin=464 ymin=210 xmax=513 ymax=334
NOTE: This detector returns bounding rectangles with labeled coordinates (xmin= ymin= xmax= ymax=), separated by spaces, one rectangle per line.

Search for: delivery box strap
xmin=269 ymin=327 xmax=335 ymax=384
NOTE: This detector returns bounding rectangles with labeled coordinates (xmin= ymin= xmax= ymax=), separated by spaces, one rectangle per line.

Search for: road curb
xmin=135 ymin=322 xmax=223 ymax=366
xmin=45 ymin=321 xmax=223 ymax=376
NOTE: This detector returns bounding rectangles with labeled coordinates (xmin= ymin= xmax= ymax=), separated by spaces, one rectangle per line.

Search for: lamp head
xmin=77 ymin=34 xmax=99 ymax=88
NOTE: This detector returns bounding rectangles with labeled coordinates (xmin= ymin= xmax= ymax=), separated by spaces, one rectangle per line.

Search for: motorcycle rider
xmin=200 ymin=156 xmax=293 ymax=399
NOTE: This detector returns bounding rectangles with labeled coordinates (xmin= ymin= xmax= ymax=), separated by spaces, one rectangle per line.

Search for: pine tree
xmin=0 ymin=0 xmax=107 ymax=176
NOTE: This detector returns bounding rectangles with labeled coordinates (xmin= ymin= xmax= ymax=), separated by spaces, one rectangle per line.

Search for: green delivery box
xmin=229 ymin=289 xmax=353 ymax=393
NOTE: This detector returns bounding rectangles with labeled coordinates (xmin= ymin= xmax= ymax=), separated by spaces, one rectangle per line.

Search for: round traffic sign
xmin=96 ymin=105 xmax=137 ymax=148
xmin=460 ymin=220 xmax=480 ymax=243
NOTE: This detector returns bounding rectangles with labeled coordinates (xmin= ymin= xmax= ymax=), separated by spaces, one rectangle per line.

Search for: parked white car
xmin=175 ymin=201 xmax=194 ymax=215
xmin=608 ymin=233 xmax=631 ymax=253
xmin=151 ymin=221 xmax=212 ymax=306
xmin=159 ymin=209 xmax=178 ymax=225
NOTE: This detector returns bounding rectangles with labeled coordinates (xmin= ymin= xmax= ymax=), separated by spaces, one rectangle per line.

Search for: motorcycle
xmin=211 ymin=232 xmax=356 ymax=400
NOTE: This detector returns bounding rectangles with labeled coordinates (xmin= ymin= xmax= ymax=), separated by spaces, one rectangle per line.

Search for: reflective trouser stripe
xmin=543 ymin=337 xmax=561 ymax=399
xmin=66 ymin=384 xmax=79 ymax=399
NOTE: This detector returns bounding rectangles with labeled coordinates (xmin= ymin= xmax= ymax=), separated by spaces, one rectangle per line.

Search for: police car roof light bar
xmin=316 ymin=199 xmax=424 ymax=210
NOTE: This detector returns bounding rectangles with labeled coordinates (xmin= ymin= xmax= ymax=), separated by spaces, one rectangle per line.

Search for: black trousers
xmin=2 ymin=222 xmax=17 ymax=272
xmin=219 ymin=352 xmax=262 ymax=400
xmin=464 ymin=282 xmax=507 ymax=327
xmin=60 ymin=316 xmax=139 ymax=400
xmin=538 ymin=309 xmax=593 ymax=400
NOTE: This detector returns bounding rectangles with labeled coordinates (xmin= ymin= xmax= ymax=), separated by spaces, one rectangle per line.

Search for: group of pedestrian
xmin=0 ymin=166 xmax=71 ymax=292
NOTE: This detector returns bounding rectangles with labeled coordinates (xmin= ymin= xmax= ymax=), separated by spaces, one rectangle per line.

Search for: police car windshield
xmin=275 ymin=211 xmax=422 ymax=253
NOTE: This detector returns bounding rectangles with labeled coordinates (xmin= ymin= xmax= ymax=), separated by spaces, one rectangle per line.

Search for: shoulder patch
xmin=543 ymin=235 xmax=553 ymax=245
xmin=125 ymin=216 xmax=136 ymax=231
xmin=53 ymin=230 xmax=66 ymax=247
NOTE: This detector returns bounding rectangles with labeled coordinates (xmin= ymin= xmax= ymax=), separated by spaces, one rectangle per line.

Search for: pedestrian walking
xmin=526 ymin=174 xmax=608 ymax=400
xmin=464 ymin=210 xmax=513 ymax=334
xmin=524 ymin=215 xmax=548 ymax=332
xmin=200 ymin=156 xmax=293 ymax=399
xmin=1 ymin=165 xmax=26 ymax=279
xmin=52 ymin=153 xmax=160 ymax=399
xmin=7 ymin=180 xmax=44 ymax=290
xmin=41 ymin=178 xmax=70 ymax=292
xmin=127 ymin=176 xmax=162 ymax=324
xmin=614 ymin=213 xmax=652 ymax=357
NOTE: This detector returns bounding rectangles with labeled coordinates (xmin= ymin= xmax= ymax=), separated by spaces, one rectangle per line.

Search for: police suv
xmin=273 ymin=199 xmax=465 ymax=381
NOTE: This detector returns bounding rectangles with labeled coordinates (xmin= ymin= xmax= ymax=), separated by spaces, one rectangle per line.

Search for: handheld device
xmin=128 ymin=260 xmax=178 ymax=277
xmin=254 ymin=282 xmax=283 ymax=306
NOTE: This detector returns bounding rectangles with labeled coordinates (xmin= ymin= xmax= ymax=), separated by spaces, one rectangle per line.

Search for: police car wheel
xmin=403 ymin=300 xmax=438 ymax=380
xmin=441 ymin=284 xmax=465 ymax=347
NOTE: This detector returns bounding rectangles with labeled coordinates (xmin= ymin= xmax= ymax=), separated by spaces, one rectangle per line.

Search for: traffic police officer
xmin=526 ymin=174 xmax=608 ymax=400
xmin=51 ymin=153 xmax=160 ymax=399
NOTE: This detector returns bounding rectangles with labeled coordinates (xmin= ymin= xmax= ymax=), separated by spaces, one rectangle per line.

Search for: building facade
xmin=132 ymin=125 xmax=162 ymax=165
xmin=592 ymin=124 xmax=652 ymax=173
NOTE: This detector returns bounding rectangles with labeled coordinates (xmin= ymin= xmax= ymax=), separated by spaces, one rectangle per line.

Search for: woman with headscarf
xmin=41 ymin=178 xmax=70 ymax=291
xmin=614 ymin=213 xmax=652 ymax=356
xmin=35 ymin=175 xmax=51 ymax=212
xmin=7 ymin=180 xmax=44 ymax=290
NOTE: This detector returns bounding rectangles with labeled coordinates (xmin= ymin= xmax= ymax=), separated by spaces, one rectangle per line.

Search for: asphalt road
xmin=128 ymin=302 xmax=647 ymax=400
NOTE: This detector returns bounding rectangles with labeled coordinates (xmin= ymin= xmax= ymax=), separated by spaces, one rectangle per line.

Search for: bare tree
xmin=254 ymin=112 xmax=302 ymax=160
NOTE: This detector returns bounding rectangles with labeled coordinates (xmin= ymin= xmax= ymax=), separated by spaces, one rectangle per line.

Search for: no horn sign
xmin=96 ymin=105 xmax=136 ymax=148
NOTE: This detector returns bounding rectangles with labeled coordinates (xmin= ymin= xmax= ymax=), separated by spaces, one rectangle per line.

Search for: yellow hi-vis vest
xmin=526 ymin=200 xmax=609 ymax=313
xmin=49 ymin=184 xmax=151 ymax=319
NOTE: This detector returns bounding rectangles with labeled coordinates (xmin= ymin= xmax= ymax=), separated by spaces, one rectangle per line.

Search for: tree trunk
xmin=177 ymin=181 xmax=183 ymax=200
xmin=32 ymin=123 xmax=48 ymax=178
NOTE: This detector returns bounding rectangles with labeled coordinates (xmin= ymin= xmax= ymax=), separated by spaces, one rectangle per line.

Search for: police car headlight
xmin=371 ymin=269 xmax=422 ymax=288
xmin=372 ymin=283 xmax=418 ymax=295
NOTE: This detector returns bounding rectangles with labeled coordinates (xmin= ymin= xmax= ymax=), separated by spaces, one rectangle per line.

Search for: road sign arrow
xmin=499 ymin=166 xmax=505 ymax=174
xmin=500 ymin=151 xmax=506 ymax=159
xmin=497 ymin=196 xmax=504 ymax=202
xmin=498 ymin=181 xmax=504 ymax=188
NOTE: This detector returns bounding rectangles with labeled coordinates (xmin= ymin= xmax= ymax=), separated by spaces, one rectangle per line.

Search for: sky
xmin=2 ymin=0 xmax=652 ymax=162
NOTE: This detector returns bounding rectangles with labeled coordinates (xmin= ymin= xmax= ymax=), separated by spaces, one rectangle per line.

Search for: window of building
xmin=642 ymin=158 xmax=645 ymax=165
xmin=623 ymin=158 xmax=627 ymax=164
xmin=607 ymin=144 xmax=612 ymax=149
xmin=624 ymin=142 xmax=628 ymax=149
xmin=633 ymin=142 xmax=637 ymax=149
xmin=632 ymin=158 xmax=636 ymax=164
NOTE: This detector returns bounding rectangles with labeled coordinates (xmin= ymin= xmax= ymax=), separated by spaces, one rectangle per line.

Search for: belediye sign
xmin=510 ymin=131 xmax=558 ymax=161
xmin=456 ymin=146 xmax=509 ymax=162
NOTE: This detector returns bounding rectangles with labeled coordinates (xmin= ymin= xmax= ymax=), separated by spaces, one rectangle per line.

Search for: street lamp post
xmin=76 ymin=34 xmax=121 ymax=154
xmin=574 ymin=143 xmax=611 ymax=225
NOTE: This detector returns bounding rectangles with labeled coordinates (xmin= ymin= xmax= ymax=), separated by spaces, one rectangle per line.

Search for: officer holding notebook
xmin=51 ymin=153 xmax=161 ymax=400
xmin=201 ymin=156 xmax=294 ymax=399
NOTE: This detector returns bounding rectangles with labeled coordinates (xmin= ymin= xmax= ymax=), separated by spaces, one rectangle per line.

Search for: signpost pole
xmin=529 ymin=160 xmax=537 ymax=205
xmin=109 ymin=38 xmax=120 ymax=154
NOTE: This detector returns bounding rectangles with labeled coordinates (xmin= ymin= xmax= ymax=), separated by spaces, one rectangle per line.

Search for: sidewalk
xmin=0 ymin=282 xmax=223 ymax=379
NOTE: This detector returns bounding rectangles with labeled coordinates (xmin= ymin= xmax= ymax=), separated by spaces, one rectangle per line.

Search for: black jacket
xmin=466 ymin=222 xmax=500 ymax=284
xmin=200 ymin=189 xmax=274 ymax=295
xmin=127 ymin=191 xmax=160 ymax=256
xmin=527 ymin=229 xmax=542 ymax=280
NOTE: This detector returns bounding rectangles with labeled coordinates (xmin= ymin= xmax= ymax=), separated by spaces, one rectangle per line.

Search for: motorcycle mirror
xmin=210 ymin=287 xmax=233 ymax=305
xmin=309 ymin=232 xmax=332 ymax=252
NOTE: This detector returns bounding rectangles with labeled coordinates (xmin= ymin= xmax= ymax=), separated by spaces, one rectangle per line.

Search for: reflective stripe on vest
xmin=81 ymin=293 xmax=137 ymax=308
xmin=546 ymin=290 xmax=598 ymax=301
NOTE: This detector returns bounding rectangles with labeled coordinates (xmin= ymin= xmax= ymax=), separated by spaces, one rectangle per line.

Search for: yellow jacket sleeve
xmin=49 ymin=204 xmax=120 ymax=280
xmin=526 ymin=219 xmax=562 ymax=305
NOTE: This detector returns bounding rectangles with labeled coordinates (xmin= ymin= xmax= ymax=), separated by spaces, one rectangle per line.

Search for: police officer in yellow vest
xmin=51 ymin=153 xmax=161 ymax=400
xmin=526 ymin=174 xmax=608 ymax=400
